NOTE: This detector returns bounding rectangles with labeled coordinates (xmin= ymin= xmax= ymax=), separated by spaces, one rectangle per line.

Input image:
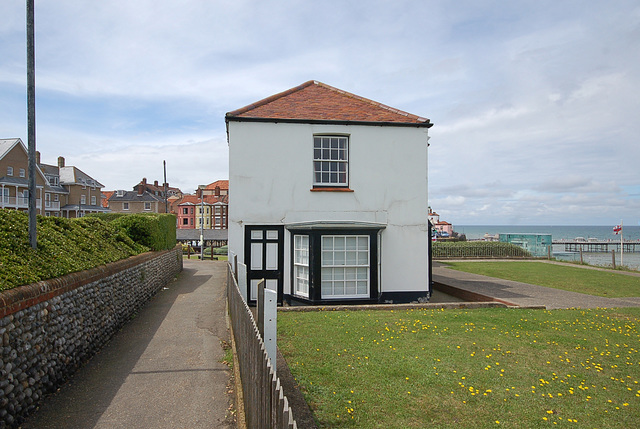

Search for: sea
xmin=454 ymin=225 xmax=640 ymax=271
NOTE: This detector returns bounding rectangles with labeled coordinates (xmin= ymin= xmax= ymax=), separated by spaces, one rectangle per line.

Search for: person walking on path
xmin=20 ymin=259 xmax=236 ymax=429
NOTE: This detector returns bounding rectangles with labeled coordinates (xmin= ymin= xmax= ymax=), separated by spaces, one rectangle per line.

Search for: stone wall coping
xmin=0 ymin=246 xmax=179 ymax=319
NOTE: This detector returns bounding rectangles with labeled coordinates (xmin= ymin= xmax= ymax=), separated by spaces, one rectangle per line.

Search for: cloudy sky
xmin=1 ymin=1 xmax=639 ymax=226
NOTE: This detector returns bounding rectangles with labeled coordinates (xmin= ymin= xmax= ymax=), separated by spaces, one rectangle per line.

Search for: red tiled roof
xmin=226 ymin=80 xmax=431 ymax=126
xmin=102 ymin=191 xmax=114 ymax=208
xmin=205 ymin=180 xmax=229 ymax=190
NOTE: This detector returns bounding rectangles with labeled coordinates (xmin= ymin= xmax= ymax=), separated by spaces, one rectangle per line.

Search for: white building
xmin=226 ymin=80 xmax=433 ymax=305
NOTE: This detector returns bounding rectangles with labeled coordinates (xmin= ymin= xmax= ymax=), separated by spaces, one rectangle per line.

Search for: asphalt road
xmin=19 ymin=259 xmax=235 ymax=429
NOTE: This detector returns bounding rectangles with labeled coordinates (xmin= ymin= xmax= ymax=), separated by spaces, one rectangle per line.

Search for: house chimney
xmin=58 ymin=156 xmax=65 ymax=168
xmin=154 ymin=180 xmax=158 ymax=187
xmin=215 ymin=186 xmax=220 ymax=197
xmin=36 ymin=151 xmax=41 ymax=165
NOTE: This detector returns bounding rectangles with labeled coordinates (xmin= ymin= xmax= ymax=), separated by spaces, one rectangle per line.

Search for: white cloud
xmin=1 ymin=0 xmax=639 ymax=226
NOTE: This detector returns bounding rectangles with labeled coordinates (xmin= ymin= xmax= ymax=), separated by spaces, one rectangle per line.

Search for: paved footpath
xmin=433 ymin=260 xmax=640 ymax=310
xmin=20 ymin=259 xmax=235 ymax=429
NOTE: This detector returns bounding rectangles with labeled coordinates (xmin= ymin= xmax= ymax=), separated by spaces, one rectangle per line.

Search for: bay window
xmin=289 ymin=228 xmax=379 ymax=303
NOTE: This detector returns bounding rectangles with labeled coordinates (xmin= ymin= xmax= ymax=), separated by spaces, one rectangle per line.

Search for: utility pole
xmin=163 ymin=160 xmax=168 ymax=213
xmin=27 ymin=0 xmax=37 ymax=249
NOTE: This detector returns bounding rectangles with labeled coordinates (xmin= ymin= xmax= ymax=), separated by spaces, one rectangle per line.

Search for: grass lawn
xmin=442 ymin=261 xmax=640 ymax=298
xmin=278 ymin=307 xmax=640 ymax=428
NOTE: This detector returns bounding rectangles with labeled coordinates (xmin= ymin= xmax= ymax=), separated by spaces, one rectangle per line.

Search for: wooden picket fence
xmin=227 ymin=263 xmax=298 ymax=429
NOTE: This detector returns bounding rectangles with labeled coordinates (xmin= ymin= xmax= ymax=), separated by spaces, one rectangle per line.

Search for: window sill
xmin=310 ymin=187 xmax=354 ymax=192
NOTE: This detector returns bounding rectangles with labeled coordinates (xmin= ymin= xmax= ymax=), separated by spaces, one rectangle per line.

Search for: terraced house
xmin=226 ymin=81 xmax=433 ymax=306
xmin=1 ymin=138 xmax=107 ymax=217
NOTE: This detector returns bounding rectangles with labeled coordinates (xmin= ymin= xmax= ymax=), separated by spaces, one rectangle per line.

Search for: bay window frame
xmin=288 ymin=228 xmax=380 ymax=304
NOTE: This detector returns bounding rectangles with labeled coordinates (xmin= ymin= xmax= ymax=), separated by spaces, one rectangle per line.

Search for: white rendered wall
xmin=228 ymin=121 xmax=429 ymax=296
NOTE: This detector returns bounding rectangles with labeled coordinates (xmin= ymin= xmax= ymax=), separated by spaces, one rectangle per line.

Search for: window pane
xmin=331 ymin=138 xmax=339 ymax=149
xmin=345 ymin=281 xmax=356 ymax=295
xmin=358 ymin=252 xmax=368 ymax=265
xmin=334 ymin=251 xmax=345 ymax=265
xmin=322 ymin=281 xmax=332 ymax=296
xmin=322 ymin=251 xmax=333 ymax=265
xmin=338 ymin=173 xmax=347 ymax=183
xmin=357 ymin=281 xmax=367 ymax=295
xmin=334 ymin=237 xmax=345 ymax=250
xmin=346 ymin=251 xmax=357 ymax=265
xmin=322 ymin=149 xmax=330 ymax=159
xmin=322 ymin=236 xmax=332 ymax=250
xmin=346 ymin=237 xmax=357 ymax=250
xmin=314 ymin=149 xmax=321 ymax=159
xmin=358 ymin=237 xmax=369 ymax=250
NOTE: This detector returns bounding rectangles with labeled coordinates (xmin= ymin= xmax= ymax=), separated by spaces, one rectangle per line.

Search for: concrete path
xmin=20 ymin=259 xmax=235 ymax=429
xmin=433 ymin=261 xmax=640 ymax=310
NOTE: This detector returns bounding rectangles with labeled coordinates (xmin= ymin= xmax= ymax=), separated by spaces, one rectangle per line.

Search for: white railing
xmin=44 ymin=200 xmax=60 ymax=210
xmin=1 ymin=196 xmax=42 ymax=209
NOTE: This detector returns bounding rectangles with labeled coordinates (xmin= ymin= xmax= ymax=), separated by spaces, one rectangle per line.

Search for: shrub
xmin=91 ymin=213 xmax=176 ymax=251
xmin=432 ymin=241 xmax=532 ymax=258
xmin=0 ymin=209 xmax=149 ymax=290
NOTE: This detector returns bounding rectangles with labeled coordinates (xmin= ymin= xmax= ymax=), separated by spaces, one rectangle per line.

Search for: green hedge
xmin=432 ymin=241 xmax=532 ymax=258
xmin=90 ymin=213 xmax=177 ymax=251
xmin=0 ymin=210 xmax=149 ymax=290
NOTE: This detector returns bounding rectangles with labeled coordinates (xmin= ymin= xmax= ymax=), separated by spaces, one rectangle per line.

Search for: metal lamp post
xmin=27 ymin=0 xmax=37 ymax=248
xmin=200 ymin=197 xmax=204 ymax=260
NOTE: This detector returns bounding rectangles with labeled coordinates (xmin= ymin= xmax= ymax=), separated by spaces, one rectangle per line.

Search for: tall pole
xmin=27 ymin=0 xmax=37 ymax=249
xmin=200 ymin=197 xmax=204 ymax=260
xmin=163 ymin=160 xmax=168 ymax=213
xmin=620 ymin=220 xmax=624 ymax=267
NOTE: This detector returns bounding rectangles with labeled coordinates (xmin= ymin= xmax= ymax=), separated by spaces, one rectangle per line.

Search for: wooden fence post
xmin=612 ymin=249 xmax=616 ymax=269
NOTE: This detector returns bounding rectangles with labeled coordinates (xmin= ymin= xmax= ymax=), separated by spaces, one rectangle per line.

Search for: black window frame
xmin=288 ymin=228 xmax=379 ymax=305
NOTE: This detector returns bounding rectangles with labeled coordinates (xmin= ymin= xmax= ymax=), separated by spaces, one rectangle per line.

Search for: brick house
xmin=107 ymin=188 xmax=167 ymax=213
xmin=1 ymin=138 xmax=107 ymax=217
xmin=176 ymin=193 xmax=228 ymax=230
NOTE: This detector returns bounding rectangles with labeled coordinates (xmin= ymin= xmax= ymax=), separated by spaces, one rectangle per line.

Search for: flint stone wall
xmin=0 ymin=246 xmax=183 ymax=428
